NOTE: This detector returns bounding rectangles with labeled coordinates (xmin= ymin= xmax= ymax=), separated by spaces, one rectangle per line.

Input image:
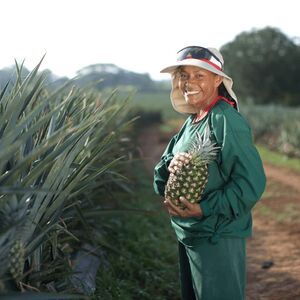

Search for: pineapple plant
xmin=165 ymin=125 xmax=219 ymax=208
xmin=0 ymin=59 xmax=134 ymax=294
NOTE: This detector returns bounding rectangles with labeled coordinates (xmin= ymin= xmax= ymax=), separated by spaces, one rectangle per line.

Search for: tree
xmin=221 ymin=27 xmax=300 ymax=106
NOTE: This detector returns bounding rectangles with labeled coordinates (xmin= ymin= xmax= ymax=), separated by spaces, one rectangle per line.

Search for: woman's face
xmin=178 ymin=66 xmax=223 ymax=111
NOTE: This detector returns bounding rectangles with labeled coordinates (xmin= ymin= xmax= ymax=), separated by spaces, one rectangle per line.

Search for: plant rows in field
xmin=241 ymin=105 xmax=300 ymax=158
xmin=0 ymin=60 xmax=138 ymax=297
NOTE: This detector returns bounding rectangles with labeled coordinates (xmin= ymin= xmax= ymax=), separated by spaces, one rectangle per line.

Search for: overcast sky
xmin=1 ymin=0 xmax=299 ymax=80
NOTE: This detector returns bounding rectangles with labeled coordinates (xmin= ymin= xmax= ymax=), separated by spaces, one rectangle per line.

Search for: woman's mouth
xmin=184 ymin=90 xmax=200 ymax=96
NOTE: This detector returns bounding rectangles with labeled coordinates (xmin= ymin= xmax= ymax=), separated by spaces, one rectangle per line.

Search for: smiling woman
xmin=153 ymin=45 xmax=266 ymax=300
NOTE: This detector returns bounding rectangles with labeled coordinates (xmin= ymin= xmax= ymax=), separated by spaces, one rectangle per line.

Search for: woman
xmin=153 ymin=46 xmax=266 ymax=300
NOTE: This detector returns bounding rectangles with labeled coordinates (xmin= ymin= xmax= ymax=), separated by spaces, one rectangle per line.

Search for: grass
xmin=255 ymin=198 xmax=300 ymax=223
xmin=257 ymin=145 xmax=300 ymax=173
xmin=131 ymin=92 xmax=181 ymax=121
xmin=254 ymin=148 xmax=300 ymax=223
xmin=92 ymin=162 xmax=181 ymax=300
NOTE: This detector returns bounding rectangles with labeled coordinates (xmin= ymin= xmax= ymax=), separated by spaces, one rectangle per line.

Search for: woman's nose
xmin=185 ymin=77 xmax=196 ymax=86
xmin=186 ymin=75 xmax=196 ymax=83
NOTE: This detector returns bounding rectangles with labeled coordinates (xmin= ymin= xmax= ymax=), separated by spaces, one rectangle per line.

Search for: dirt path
xmin=247 ymin=163 xmax=300 ymax=300
xmin=138 ymin=125 xmax=300 ymax=300
xmin=264 ymin=162 xmax=300 ymax=193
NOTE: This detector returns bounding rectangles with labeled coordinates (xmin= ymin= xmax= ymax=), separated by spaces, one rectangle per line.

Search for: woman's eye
xmin=196 ymin=74 xmax=203 ymax=79
xmin=179 ymin=73 xmax=188 ymax=80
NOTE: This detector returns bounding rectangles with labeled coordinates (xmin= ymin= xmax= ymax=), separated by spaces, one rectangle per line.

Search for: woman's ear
xmin=215 ymin=75 xmax=224 ymax=87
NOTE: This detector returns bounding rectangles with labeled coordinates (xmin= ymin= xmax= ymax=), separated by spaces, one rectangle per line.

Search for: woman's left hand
xmin=164 ymin=196 xmax=203 ymax=218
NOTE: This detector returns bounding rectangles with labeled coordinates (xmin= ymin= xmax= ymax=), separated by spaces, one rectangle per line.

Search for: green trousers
xmin=178 ymin=238 xmax=246 ymax=300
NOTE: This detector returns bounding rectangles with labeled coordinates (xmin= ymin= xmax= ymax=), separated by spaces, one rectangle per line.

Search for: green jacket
xmin=153 ymin=100 xmax=266 ymax=246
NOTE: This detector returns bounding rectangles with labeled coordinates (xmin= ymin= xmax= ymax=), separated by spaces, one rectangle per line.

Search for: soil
xmin=138 ymin=124 xmax=300 ymax=300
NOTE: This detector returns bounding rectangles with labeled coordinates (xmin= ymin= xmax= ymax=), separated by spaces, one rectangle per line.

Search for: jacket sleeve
xmin=153 ymin=134 xmax=178 ymax=197
xmin=200 ymin=112 xmax=266 ymax=219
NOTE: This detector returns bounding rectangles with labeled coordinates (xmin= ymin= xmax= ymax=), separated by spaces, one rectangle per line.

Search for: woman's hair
xmin=218 ymin=82 xmax=234 ymax=101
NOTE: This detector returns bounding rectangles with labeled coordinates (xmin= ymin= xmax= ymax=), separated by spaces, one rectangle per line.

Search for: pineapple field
xmin=1 ymin=63 xmax=300 ymax=300
xmin=0 ymin=61 xmax=160 ymax=298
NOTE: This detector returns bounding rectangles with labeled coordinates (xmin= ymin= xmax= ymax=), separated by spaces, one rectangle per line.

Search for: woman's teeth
xmin=185 ymin=91 xmax=200 ymax=95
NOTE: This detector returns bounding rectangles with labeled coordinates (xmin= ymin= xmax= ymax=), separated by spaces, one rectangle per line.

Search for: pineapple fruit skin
xmin=164 ymin=126 xmax=219 ymax=208
xmin=9 ymin=240 xmax=25 ymax=282
xmin=165 ymin=157 xmax=209 ymax=208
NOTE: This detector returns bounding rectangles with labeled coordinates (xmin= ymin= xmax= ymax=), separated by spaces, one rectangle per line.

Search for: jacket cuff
xmin=164 ymin=153 xmax=174 ymax=168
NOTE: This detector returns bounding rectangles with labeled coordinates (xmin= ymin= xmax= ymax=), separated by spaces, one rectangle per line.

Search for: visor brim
xmin=160 ymin=59 xmax=230 ymax=80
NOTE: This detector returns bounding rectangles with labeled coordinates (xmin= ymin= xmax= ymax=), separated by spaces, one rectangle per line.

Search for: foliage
xmin=0 ymin=59 xmax=136 ymax=296
xmin=0 ymin=65 xmax=66 ymax=91
xmin=241 ymin=105 xmax=300 ymax=157
xmin=221 ymin=27 xmax=300 ymax=106
xmin=131 ymin=92 xmax=182 ymax=121
xmin=257 ymin=145 xmax=300 ymax=174
xmin=93 ymin=163 xmax=181 ymax=300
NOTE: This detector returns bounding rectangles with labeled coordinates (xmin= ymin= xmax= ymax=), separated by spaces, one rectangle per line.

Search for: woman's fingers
xmin=164 ymin=197 xmax=203 ymax=218
xmin=175 ymin=152 xmax=191 ymax=161
xmin=168 ymin=153 xmax=191 ymax=174
xmin=168 ymin=165 xmax=179 ymax=174
xmin=164 ymin=198 xmax=179 ymax=215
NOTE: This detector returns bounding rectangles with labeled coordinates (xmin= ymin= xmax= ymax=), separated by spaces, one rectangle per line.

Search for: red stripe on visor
xmin=177 ymin=46 xmax=223 ymax=71
xmin=199 ymin=58 xmax=222 ymax=71
xmin=184 ymin=57 xmax=222 ymax=71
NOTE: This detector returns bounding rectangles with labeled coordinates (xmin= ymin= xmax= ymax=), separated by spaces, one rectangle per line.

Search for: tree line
xmin=221 ymin=26 xmax=300 ymax=106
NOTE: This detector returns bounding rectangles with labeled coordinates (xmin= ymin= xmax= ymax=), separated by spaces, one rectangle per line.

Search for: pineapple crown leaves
xmin=188 ymin=125 xmax=220 ymax=165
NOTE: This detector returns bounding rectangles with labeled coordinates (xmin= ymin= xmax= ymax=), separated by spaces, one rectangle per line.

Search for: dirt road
xmin=138 ymin=125 xmax=300 ymax=300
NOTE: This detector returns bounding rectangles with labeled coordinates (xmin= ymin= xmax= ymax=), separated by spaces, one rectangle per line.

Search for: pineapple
xmin=9 ymin=239 xmax=25 ymax=282
xmin=165 ymin=125 xmax=219 ymax=208
xmin=0 ymin=195 xmax=27 ymax=281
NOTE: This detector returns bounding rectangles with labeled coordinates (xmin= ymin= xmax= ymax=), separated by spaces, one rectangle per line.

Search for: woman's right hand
xmin=168 ymin=152 xmax=191 ymax=174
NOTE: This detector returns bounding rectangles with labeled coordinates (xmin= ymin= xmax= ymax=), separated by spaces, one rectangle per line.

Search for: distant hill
xmin=74 ymin=63 xmax=169 ymax=92
xmin=0 ymin=63 xmax=169 ymax=93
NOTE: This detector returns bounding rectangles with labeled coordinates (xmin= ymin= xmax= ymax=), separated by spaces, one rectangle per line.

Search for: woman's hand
xmin=168 ymin=152 xmax=192 ymax=174
xmin=164 ymin=196 xmax=203 ymax=218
